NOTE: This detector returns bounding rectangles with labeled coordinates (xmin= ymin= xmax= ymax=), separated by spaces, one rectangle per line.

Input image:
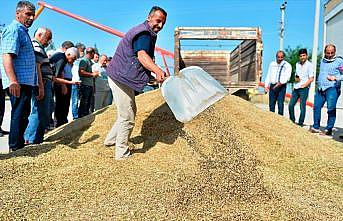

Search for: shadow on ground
xmin=130 ymin=103 xmax=184 ymax=153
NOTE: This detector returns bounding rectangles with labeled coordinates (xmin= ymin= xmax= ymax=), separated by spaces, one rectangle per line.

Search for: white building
xmin=324 ymin=0 xmax=343 ymax=55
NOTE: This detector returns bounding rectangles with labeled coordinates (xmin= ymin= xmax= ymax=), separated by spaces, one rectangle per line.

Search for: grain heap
xmin=0 ymin=89 xmax=342 ymax=220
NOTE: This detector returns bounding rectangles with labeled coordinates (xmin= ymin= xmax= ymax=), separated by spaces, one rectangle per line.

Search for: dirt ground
xmin=0 ymin=90 xmax=342 ymax=220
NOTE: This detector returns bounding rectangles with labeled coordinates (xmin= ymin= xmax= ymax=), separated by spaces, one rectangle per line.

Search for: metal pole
xmin=280 ymin=1 xmax=287 ymax=51
xmin=308 ymin=0 xmax=320 ymax=103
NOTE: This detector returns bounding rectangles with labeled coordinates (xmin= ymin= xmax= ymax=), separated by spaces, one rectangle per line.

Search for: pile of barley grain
xmin=0 ymin=89 xmax=342 ymax=220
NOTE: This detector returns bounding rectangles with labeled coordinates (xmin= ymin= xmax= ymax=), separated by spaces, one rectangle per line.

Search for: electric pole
xmin=309 ymin=0 xmax=321 ymax=103
xmin=280 ymin=1 xmax=287 ymax=51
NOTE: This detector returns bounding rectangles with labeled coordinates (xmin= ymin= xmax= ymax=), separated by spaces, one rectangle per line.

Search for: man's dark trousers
xmin=54 ymin=83 xmax=72 ymax=127
xmin=269 ymin=83 xmax=287 ymax=115
xmin=78 ymin=84 xmax=94 ymax=118
xmin=7 ymin=85 xmax=33 ymax=150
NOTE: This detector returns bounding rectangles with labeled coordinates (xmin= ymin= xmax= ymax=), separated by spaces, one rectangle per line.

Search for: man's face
xmin=93 ymin=54 xmax=99 ymax=63
xmin=41 ymin=32 xmax=52 ymax=48
xmin=16 ymin=7 xmax=35 ymax=28
xmin=299 ymin=53 xmax=307 ymax=64
xmin=147 ymin=10 xmax=166 ymax=33
xmin=276 ymin=52 xmax=284 ymax=64
xmin=66 ymin=54 xmax=77 ymax=64
xmin=325 ymin=46 xmax=335 ymax=59
xmin=79 ymin=49 xmax=85 ymax=58
xmin=99 ymin=55 xmax=108 ymax=66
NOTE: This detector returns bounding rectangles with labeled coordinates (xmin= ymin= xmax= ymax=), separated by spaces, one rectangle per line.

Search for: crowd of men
xmin=0 ymin=1 xmax=114 ymax=150
xmin=264 ymin=45 xmax=343 ymax=137
xmin=0 ymin=1 xmax=166 ymax=160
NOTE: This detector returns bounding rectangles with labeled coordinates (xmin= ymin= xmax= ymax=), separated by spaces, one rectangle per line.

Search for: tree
xmin=284 ymin=46 xmax=322 ymax=83
xmin=46 ymin=41 xmax=56 ymax=51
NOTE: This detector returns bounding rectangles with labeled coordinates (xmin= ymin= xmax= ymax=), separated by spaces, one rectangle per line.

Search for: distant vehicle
xmin=174 ymin=27 xmax=263 ymax=99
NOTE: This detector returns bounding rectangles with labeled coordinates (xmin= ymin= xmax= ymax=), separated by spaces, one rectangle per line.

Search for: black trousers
xmin=78 ymin=84 xmax=94 ymax=118
xmin=54 ymin=83 xmax=72 ymax=127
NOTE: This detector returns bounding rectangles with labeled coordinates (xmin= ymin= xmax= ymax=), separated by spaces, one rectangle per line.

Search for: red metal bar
xmin=37 ymin=2 xmax=174 ymax=59
xmin=161 ymin=54 xmax=170 ymax=76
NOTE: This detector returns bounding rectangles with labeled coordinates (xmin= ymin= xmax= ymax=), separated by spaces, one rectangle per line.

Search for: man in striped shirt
xmin=310 ymin=44 xmax=343 ymax=136
xmin=0 ymin=1 xmax=36 ymax=151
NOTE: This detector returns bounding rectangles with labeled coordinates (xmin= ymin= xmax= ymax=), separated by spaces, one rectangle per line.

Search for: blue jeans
xmin=269 ymin=83 xmax=287 ymax=115
xmin=7 ymin=85 xmax=33 ymax=150
xmin=78 ymin=84 xmax=94 ymax=118
xmin=313 ymin=87 xmax=341 ymax=130
xmin=71 ymin=84 xmax=79 ymax=120
xmin=24 ymin=80 xmax=53 ymax=144
xmin=288 ymin=87 xmax=309 ymax=125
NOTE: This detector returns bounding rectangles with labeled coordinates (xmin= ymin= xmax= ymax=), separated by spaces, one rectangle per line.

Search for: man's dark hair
xmin=16 ymin=1 xmax=35 ymax=11
xmin=62 ymin=41 xmax=74 ymax=49
xmin=149 ymin=6 xmax=167 ymax=17
xmin=298 ymin=48 xmax=308 ymax=56
xmin=76 ymin=43 xmax=86 ymax=51
xmin=86 ymin=47 xmax=95 ymax=54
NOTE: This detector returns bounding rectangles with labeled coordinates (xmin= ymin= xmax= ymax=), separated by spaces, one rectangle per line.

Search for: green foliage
xmin=284 ymin=46 xmax=322 ymax=83
xmin=46 ymin=41 xmax=56 ymax=51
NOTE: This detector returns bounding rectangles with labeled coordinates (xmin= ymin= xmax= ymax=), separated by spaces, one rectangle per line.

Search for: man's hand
xmin=272 ymin=82 xmax=282 ymax=90
xmin=327 ymin=75 xmax=336 ymax=81
xmin=9 ymin=81 xmax=21 ymax=97
xmin=61 ymin=84 xmax=68 ymax=95
xmin=92 ymin=71 xmax=99 ymax=78
xmin=156 ymin=72 xmax=166 ymax=83
xmin=36 ymin=84 xmax=45 ymax=100
xmin=264 ymin=87 xmax=269 ymax=93
xmin=295 ymin=76 xmax=300 ymax=82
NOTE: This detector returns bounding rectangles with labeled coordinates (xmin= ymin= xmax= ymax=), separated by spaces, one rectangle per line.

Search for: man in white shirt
xmin=264 ymin=50 xmax=292 ymax=115
xmin=288 ymin=49 xmax=314 ymax=126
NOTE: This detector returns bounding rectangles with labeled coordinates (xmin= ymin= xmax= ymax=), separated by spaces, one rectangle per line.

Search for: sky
xmin=0 ymin=0 xmax=326 ymax=77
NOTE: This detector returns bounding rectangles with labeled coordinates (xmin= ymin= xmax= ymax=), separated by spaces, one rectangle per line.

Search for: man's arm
xmin=79 ymin=60 xmax=98 ymax=78
xmin=2 ymin=53 xmax=20 ymax=97
xmin=137 ymin=50 xmax=165 ymax=82
xmin=36 ymin=63 xmax=44 ymax=100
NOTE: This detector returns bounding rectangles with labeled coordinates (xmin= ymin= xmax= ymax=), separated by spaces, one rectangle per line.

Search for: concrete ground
xmin=1 ymin=99 xmax=342 ymax=154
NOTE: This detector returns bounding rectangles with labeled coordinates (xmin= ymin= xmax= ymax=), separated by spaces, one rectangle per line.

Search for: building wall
xmin=324 ymin=0 xmax=343 ymax=55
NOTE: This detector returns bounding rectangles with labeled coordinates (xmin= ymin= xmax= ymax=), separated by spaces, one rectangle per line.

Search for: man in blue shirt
xmin=310 ymin=44 xmax=343 ymax=136
xmin=0 ymin=1 xmax=36 ymax=151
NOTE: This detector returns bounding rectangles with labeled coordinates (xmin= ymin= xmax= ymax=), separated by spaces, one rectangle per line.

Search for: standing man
xmin=288 ymin=49 xmax=314 ymax=126
xmin=0 ymin=1 xmax=36 ymax=151
xmin=264 ymin=50 xmax=292 ymax=115
xmin=78 ymin=47 xmax=99 ymax=118
xmin=24 ymin=27 xmax=53 ymax=144
xmin=311 ymin=44 xmax=343 ymax=136
xmin=93 ymin=54 xmax=111 ymax=110
xmin=104 ymin=6 xmax=167 ymax=160
xmin=71 ymin=43 xmax=85 ymax=120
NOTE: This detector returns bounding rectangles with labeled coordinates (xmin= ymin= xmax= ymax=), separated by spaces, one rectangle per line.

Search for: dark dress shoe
xmin=0 ymin=128 xmax=9 ymax=135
